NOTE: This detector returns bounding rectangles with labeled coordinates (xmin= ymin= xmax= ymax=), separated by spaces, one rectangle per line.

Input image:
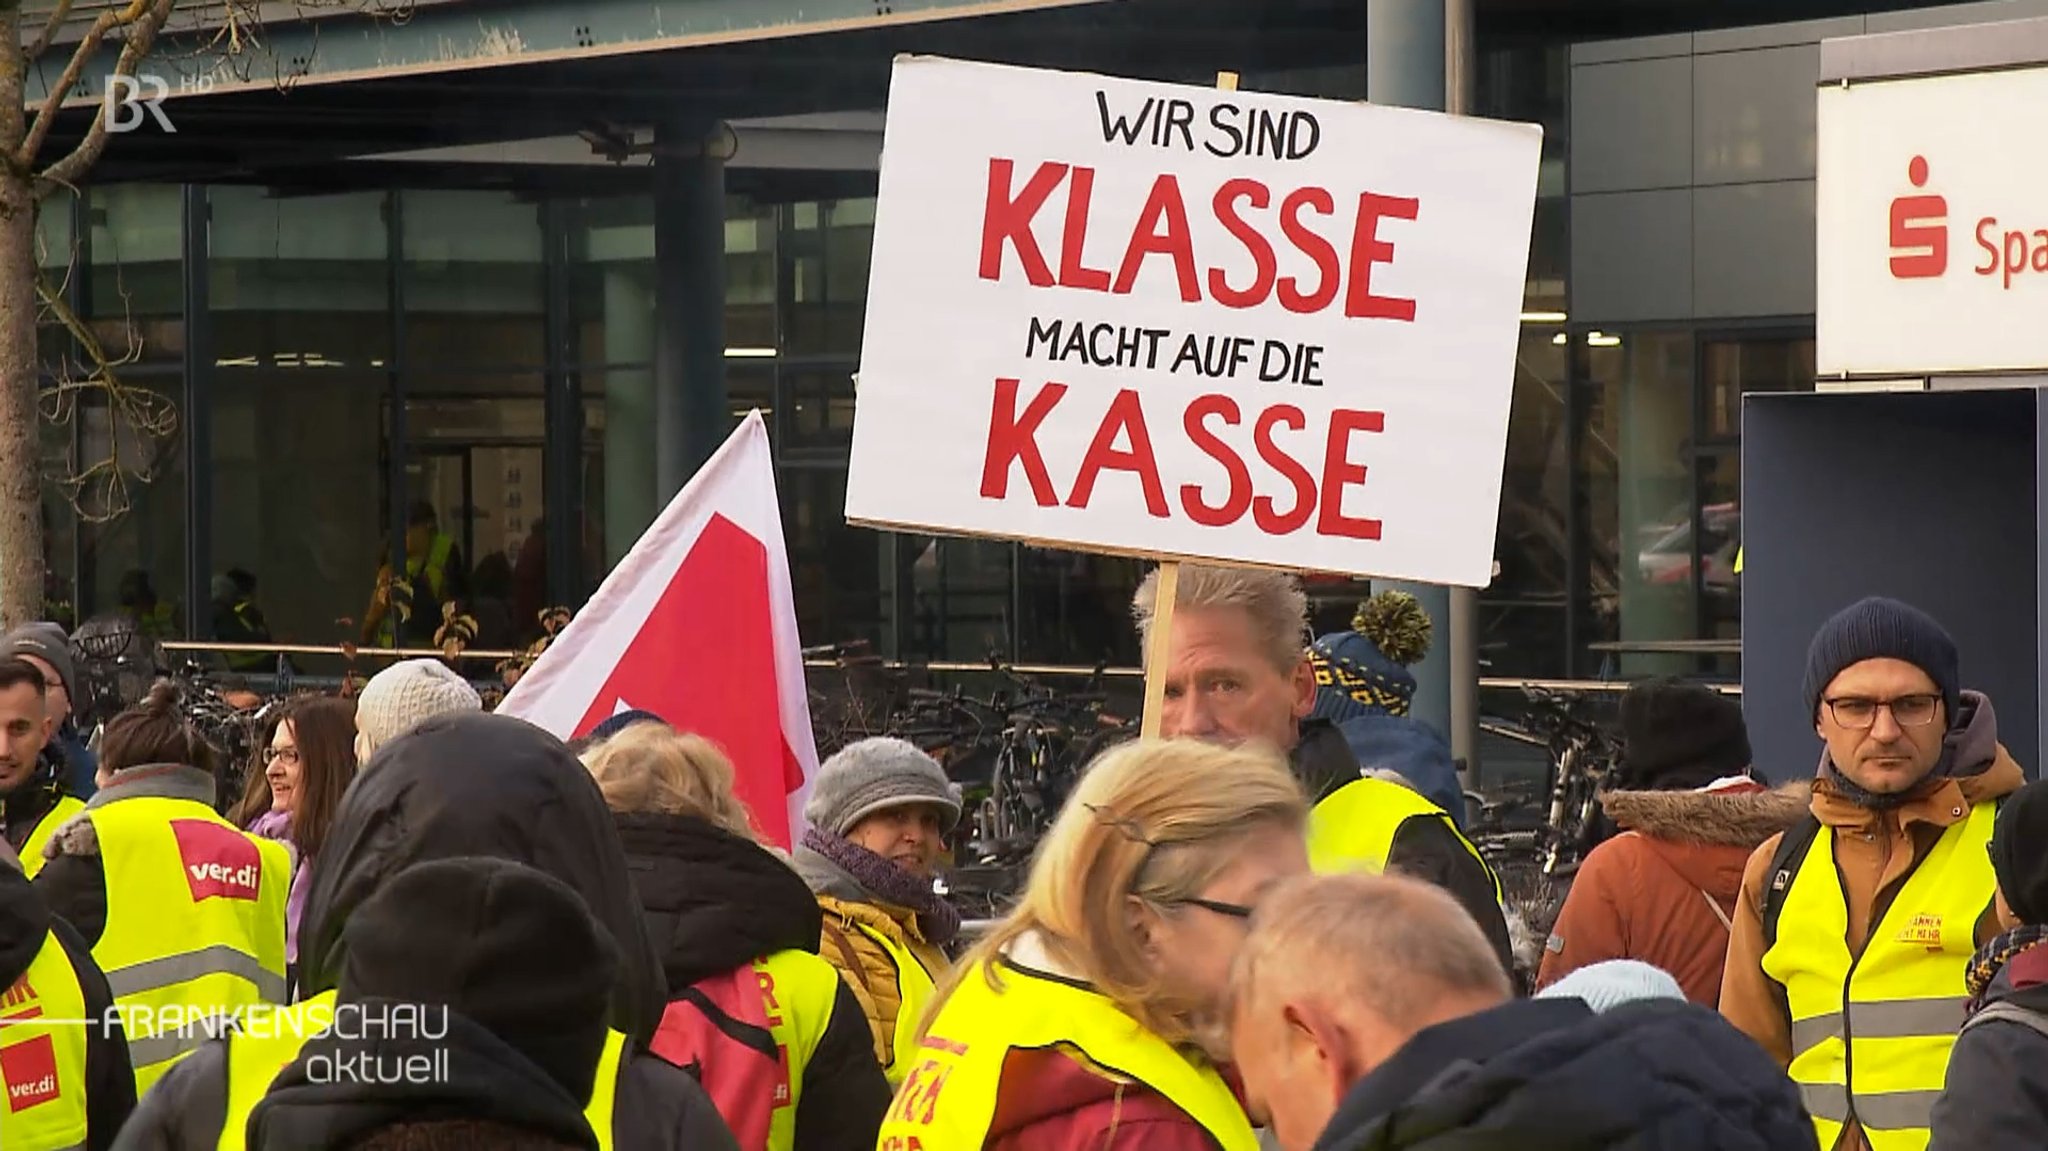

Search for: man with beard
xmin=1721 ymin=597 xmax=2025 ymax=1151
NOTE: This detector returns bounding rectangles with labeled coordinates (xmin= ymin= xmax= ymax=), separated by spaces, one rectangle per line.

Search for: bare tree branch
xmin=24 ymin=0 xmax=83 ymax=65
xmin=30 ymin=0 xmax=176 ymax=192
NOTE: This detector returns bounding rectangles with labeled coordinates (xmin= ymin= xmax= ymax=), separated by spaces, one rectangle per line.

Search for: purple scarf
xmin=244 ymin=809 xmax=309 ymax=964
xmin=798 ymin=826 xmax=961 ymax=948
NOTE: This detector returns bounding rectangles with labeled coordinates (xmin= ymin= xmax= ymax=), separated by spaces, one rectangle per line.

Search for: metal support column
xmin=541 ymin=198 xmax=582 ymax=609
xmin=1444 ymin=0 xmax=1481 ymax=785
xmin=1367 ymin=0 xmax=1456 ymax=751
xmin=181 ymin=186 xmax=212 ymax=640
xmin=653 ymin=118 xmax=730 ymax=500
xmin=384 ymin=191 xmax=410 ymax=587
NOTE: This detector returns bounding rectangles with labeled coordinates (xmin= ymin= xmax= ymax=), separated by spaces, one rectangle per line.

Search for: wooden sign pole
xmin=1139 ymin=69 xmax=1239 ymax=741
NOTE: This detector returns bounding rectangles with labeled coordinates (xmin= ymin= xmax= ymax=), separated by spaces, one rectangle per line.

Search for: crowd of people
xmin=0 ymin=566 xmax=2039 ymax=1150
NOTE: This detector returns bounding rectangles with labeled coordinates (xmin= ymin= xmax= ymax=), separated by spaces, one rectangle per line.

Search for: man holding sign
xmin=1132 ymin=562 xmax=1512 ymax=973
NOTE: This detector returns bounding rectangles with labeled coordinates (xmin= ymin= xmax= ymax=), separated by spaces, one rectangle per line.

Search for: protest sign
xmin=845 ymin=56 xmax=1542 ymax=591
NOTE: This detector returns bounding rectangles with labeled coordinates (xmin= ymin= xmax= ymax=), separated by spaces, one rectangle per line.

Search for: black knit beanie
xmin=1801 ymin=597 xmax=1960 ymax=723
xmin=340 ymin=857 xmax=619 ymax=1102
xmin=1617 ymin=678 xmax=1752 ymax=791
xmin=1992 ymin=782 xmax=2048 ymax=925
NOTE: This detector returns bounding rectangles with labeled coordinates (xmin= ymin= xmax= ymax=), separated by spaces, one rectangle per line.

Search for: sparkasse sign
xmin=844 ymin=57 xmax=1542 ymax=588
xmin=1818 ymin=64 xmax=2048 ymax=377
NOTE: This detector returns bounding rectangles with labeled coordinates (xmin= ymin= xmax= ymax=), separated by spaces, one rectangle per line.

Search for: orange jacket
xmin=1537 ymin=780 xmax=1808 ymax=1006
xmin=1719 ymin=693 xmax=2025 ymax=1151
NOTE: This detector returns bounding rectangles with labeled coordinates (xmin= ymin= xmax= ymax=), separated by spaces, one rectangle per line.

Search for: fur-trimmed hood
xmin=1599 ymin=782 xmax=1811 ymax=849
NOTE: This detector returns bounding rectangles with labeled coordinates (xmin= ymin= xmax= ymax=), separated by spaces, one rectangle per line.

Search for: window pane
xmin=900 ymin=536 xmax=1012 ymax=662
xmin=782 ymin=366 xmax=856 ymax=449
xmin=783 ymin=469 xmax=887 ymax=651
xmin=80 ymin=374 xmax=186 ymax=638
xmin=209 ymin=189 xmax=389 ymax=661
xmin=401 ymin=191 xmax=544 ymax=368
xmin=1697 ymin=337 xmax=1815 ymax=673
xmin=1483 ymin=328 xmax=1571 ymax=678
xmin=1583 ymin=331 xmax=1695 ymax=678
xmin=1016 ymin=547 xmax=1143 ymax=666
xmin=406 ymin=388 xmax=546 ymax=651
xmin=786 ymin=198 xmax=873 ymax=357
xmin=87 ymin=185 xmax=183 ymax=363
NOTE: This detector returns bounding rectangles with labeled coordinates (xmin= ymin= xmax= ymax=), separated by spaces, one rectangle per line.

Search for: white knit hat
xmin=356 ymin=659 xmax=483 ymax=761
xmin=1536 ymin=960 xmax=1687 ymax=1014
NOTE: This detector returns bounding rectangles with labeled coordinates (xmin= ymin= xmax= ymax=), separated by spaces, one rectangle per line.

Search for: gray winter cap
xmin=804 ymin=737 xmax=962 ymax=838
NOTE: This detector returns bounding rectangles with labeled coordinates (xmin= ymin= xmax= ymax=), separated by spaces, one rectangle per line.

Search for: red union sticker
xmin=171 ymin=819 xmax=262 ymax=902
xmin=0 ymin=1034 xmax=60 ymax=1112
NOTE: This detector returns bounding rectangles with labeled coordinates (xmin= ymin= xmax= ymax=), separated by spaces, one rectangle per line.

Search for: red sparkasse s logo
xmin=172 ymin=819 xmax=261 ymax=902
xmin=0 ymin=1033 xmax=60 ymax=1112
xmin=1889 ymin=155 xmax=1948 ymax=278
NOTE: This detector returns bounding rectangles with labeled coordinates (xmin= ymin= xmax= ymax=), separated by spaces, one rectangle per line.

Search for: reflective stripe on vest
xmin=0 ymin=930 xmax=93 ymax=1151
xmin=1760 ymin=799 xmax=1997 ymax=1151
xmin=215 ymin=989 xmax=629 ymax=1151
xmin=850 ymin=921 xmax=939 ymax=1085
xmin=88 ymin=796 xmax=291 ymax=1097
xmin=1307 ymin=776 xmax=1503 ymax=902
xmin=18 ymin=798 xmax=84 ymax=881
xmin=649 ymin=949 xmax=841 ymax=1151
xmin=878 ymin=958 xmax=1258 ymax=1151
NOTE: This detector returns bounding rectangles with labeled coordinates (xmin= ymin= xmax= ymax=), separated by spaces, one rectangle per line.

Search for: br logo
xmin=1889 ymin=155 xmax=1948 ymax=279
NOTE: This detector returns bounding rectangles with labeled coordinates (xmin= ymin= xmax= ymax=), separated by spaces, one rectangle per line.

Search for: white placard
xmin=845 ymin=57 xmax=1542 ymax=587
xmin=1819 ymin=65 xmax=2048 ymax=377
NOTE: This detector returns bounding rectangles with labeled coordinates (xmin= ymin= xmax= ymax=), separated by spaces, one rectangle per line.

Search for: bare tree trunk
xmin=0 ymin=16 xmax=45 ymax=629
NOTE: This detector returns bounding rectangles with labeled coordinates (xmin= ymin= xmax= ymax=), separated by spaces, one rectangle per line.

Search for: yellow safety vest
xmin=88 ymin=796 xmax=291 ymax=1096
xmin=377 ymin=535 xmax=455 ymax=647
xmin=1307 ymin=776 xmax=1503 ymax=902
xmin=18 ymin=797 xmax=84 ymax=881
xmin=0 ymin=930 xmax=92 ymax=1151
xmin=848 ymin=921 xmax=939 ymax=1085
xmin=878 ymin=957 xmax=1258 ymax=1151
xmin=215 ymin=989 xmax=629 ymax=1151
xmin=1760 ymin=800 xmax=1998 ymax=1151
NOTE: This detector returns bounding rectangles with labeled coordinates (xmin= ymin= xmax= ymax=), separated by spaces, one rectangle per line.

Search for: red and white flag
xmin=497 ymin=411 xmax=820 ymax=847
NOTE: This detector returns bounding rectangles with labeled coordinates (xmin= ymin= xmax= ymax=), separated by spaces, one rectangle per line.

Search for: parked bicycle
xmin=1468 ymin=683 xmax=1624 ymax=975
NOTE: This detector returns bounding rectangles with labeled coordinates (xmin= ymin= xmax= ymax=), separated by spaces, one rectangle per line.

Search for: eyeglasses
xmin=1176 ymin=897 xmax=1254 ymax=920
xmin=261 ymin=746 xmax=301 ymax=767
xmin=1823 ymin=694 xmax=1942 ymax=730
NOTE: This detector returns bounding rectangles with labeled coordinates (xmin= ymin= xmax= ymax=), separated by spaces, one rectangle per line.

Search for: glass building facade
xmin=45 ymin=0 xmax=2039 ymax=680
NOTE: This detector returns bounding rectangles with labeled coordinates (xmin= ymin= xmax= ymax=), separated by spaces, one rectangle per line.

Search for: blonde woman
xmin=877 ymin=739 xmax=1309 ymax=1151
xmin=583 ymin=723 xmax=889 ymax=1151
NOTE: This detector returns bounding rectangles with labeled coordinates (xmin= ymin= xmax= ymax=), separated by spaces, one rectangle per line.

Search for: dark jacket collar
xmin=611 ymin=811 xmax=821 ymax=989
xmin=1314 ymin=999 xmax=1591 ymax=1147
xmin=1292 ymin=718 xmax=1363 ymax=803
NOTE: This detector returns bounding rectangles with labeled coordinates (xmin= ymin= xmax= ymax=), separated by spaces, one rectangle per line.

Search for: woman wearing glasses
xmin=231 ymin=695 xmax=358 ymax=994
xmin=878 ymin=739 xmax=1307 ymax=1151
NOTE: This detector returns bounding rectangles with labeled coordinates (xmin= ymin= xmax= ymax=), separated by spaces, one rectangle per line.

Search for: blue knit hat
xmin=1311 ymin=591 xmax=1433 ymax=719
xmin=1800 ymin=597 xmax=1960 ymax=724
xmin=1537 ymin=960 xmax=1687 ymax=1014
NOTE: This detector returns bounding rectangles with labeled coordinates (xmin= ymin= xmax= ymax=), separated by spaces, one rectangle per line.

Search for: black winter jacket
xmin=1294 ymin=719 xmax=1513 ymax=973
xmin=614 ymin=811 xmax=891 ymax=1151
xmin=0 ymin=862 xmax=134 ymax=1150
xmin=111 ymin=714 xmax=738 ymax=1151
xmin=1313 ymin=998 xmax=1817 ymax=1151
xmin=1929 ymin=943 xmax=2048 ymax=1151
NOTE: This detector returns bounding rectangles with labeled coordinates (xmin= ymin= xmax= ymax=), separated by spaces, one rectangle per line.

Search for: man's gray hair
xmin=1229 ymin=872 xmax=1511 ymax=1032
xmin=1130 ymin=564 xmax=1309 ymax=674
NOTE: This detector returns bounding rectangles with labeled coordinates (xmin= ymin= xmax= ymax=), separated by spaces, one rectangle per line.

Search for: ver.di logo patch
xmin=0 ymin=1034 xmax=60 ymax=1112
xmin=171 ymin=819 xmax=261 ymax=902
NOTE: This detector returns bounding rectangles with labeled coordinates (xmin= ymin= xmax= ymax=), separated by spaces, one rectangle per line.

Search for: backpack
xmin=649 ymin=964 xmax=790 ymax=1151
